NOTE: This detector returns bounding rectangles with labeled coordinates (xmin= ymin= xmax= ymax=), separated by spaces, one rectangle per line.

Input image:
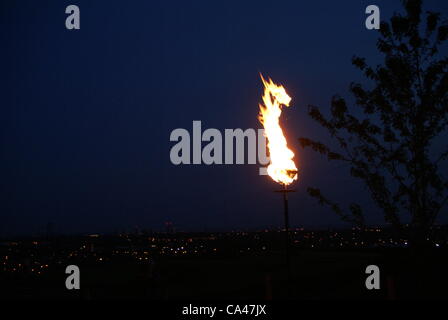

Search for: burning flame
xmin=258 ymin=74 xmax=298 ymax=186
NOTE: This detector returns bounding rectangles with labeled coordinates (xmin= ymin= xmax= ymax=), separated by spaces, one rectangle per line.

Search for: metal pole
xmin=282 ymin=184 xmax=291 ymax=292
xmin=276 ymin=184 xmax=294 ymax=296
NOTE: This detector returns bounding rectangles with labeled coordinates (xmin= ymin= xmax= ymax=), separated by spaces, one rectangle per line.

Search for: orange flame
xmin=258 ymin=74 xmax=298 ymax=186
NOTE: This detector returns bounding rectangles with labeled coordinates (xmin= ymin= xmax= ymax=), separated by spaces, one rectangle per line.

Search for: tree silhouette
xmin=299 ymin=0 xmax=448 ymax=246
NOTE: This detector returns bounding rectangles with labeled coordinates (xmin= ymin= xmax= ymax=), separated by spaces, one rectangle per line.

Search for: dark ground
xmin=2 ymin=248 xmax=447 ymax=300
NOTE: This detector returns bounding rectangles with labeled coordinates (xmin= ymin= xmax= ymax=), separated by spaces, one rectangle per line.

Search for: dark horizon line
xmin=2 ymin=224 xmax=447 ymax=240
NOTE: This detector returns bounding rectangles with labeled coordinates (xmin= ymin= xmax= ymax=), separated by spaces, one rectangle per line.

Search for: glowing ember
xmin=258 ymin=74 xmax=298 ymax=186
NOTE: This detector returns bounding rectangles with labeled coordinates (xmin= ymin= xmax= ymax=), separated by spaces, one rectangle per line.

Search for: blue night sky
xmin=1 ymin=0 xmax=448 ymax=235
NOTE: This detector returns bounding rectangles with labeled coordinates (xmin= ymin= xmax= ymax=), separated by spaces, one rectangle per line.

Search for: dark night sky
xmin=1 ymin=0 xmax=448 ymax=236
